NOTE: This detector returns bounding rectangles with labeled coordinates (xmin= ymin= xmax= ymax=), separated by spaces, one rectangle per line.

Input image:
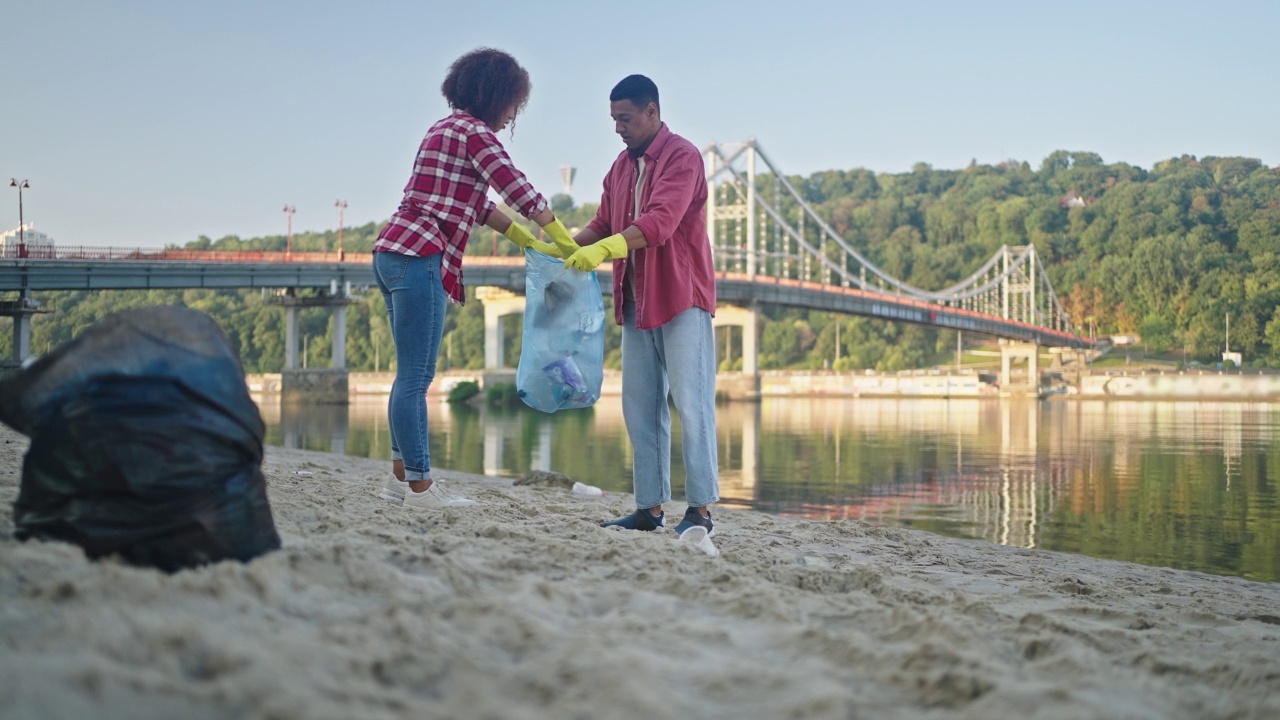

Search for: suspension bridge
xmin=1 ymin=140 xmax=1091 ymax=394
xmin=704 ymin=140 xmax=1084 ymax=343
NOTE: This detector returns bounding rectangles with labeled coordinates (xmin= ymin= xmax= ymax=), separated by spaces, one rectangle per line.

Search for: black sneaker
xmin=674 ymin=507 xmax=714 ymax=536
xmin=601 ymin=508 xmax=665 ymax=531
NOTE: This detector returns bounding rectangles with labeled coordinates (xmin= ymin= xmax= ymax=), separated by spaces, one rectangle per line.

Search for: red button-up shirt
xmin=586 ymin=123 xmax=716 ymax=330
xmin=374 ymin=111 xmax=548 ymax=304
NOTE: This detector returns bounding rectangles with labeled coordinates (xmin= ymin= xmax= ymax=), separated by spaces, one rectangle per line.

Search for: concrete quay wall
xmin=1077 ymin=372 xmax=1280 ymax=400
xmin=758 ymin=372 xmax=992 ymax=398
xmin=246 ymin=370 xmax=1280 ymax=402
xmin=250 ymin=370 xmax=626 ymax=398
xmin=246 ymin=370 xmax=993 ymax=400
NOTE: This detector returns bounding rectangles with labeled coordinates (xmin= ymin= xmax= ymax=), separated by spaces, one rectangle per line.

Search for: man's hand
xmin=564 ymin=234 xmax=628 ymax=272
xmin=504 ymin=223 xmax=565 ymax=258
xmin=542 ymin=218 xmax=581 ymax=258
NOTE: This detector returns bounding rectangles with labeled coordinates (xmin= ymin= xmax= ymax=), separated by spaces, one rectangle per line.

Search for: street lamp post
xmin=334 ymin=199 xmax=347 ymax=260
xmin=282 ymin=205 xmax=296 ymax=255
xmin=9 ymin=178 xmax=29 ymax=259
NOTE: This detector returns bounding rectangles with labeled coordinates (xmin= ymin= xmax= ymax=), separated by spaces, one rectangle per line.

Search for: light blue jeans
xmin=621 ymin=302 xmax=720 ymax=509
xmin=373 ymin=251 xmax=446 ymax=481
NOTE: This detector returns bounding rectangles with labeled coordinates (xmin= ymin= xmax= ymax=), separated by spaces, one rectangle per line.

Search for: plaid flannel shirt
xmin=374 ymin=111 xmax=548 ymax=304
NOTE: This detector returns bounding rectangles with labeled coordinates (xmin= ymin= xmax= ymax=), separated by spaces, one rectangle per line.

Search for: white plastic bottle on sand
xmin=571 ymin=481 xmax=605 ymax=496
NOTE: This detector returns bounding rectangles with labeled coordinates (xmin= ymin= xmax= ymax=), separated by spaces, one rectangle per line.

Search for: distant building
xmin=0 ymin=223 xmax=55 ymax=255
xmin=559 ymin=165 xmax=576 ymax=196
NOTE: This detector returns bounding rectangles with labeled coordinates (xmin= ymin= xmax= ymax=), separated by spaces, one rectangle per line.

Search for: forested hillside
xmin=6 ymin=152 xmax=1278 ymax=372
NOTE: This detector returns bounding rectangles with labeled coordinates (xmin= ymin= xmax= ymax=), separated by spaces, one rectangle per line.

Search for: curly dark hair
xmin=440 ymin=48 xmax=531 ymax=131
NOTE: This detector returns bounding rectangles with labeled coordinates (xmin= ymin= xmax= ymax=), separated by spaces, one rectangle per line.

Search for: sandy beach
xmin=1 ymin=422 xmax=1277 ymax=720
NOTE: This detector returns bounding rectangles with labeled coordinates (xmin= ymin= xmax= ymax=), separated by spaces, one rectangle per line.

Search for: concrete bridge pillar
xmin=277 ymin=291 xmax=353 ymax=371
xmin=1050 ymin=346 xmax=1089 ymax=387
xmin=275 ymin=290 xmax=354 ymax=404
xmin=285 ymin=305 xmax=299 ymax=370
xmin=999 ymin=340 xmax=1040 ymax=397
xmin=332 ymin=304 xmax=347 ymax=369
xmin=476 ymin=287 xmax=526 ymax=369
xmin=714 ymin=303 xmax=760 ymax=375
xmin=713 ymin=302 xmax=761 ymax=400
xmin=0 ymin=290 xmax=50 ymax=367
xmin=13 ymin=314 xmax=31 ymax=364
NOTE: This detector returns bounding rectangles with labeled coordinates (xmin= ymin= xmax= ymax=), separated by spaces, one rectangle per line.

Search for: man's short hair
xmin=610 ymin=74 xmax=659 ymax=111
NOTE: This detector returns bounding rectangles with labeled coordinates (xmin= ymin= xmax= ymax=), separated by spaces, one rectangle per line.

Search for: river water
xmin=259 ymin=395 xmax=1280 ymax=583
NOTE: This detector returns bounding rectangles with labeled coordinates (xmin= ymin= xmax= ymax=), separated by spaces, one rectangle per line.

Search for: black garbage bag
xmin=0 ymin=305 xmax=281 ymax=572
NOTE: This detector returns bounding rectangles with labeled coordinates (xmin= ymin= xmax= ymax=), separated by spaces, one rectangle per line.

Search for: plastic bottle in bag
xmin=516 ymin=249 xmax=605 ymax=413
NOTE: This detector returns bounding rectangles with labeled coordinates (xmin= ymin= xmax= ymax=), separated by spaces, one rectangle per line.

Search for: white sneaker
xmin=403 ymin=480 xmax=476 ymax=510
xmin=377 ymin=475 xmax=409 ymax=501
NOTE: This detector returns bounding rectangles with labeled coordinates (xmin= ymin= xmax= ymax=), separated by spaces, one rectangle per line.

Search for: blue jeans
xmin=621 ymin=302 xmax=720 ymax=509
xmin=374 ymin=251 xmax=446 ymax=481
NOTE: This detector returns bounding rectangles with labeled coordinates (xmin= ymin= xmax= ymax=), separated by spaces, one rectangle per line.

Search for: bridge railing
xmin=0 ymin=246 xmax=544 ymax=264
xmin=0 ymin=246 xmax=369 ymax=263
xmin=0 ymin=245 xmax=1088 ymax=346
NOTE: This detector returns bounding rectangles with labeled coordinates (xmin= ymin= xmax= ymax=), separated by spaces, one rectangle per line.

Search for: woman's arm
xmin=484 ymin=209 xmax=514 ymax=234
xmin=467 ymin=128 xmax=549 ymax=221
xmin=531 ymin=207 xmax=554 ymax=226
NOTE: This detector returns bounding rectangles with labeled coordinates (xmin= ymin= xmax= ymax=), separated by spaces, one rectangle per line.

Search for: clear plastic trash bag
xmin=516 ymin=249 xmax=606 ymax=412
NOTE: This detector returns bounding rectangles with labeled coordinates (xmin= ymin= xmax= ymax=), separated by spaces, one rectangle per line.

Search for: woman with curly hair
xmin=372 ymin=48 xmax=579 ymax=511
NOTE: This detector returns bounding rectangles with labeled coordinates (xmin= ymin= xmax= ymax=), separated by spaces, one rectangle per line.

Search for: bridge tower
xmin=705 ymin=141 xmax=763 ymax=396
xmin=703 ymin=139 xmax=1087 ymax=394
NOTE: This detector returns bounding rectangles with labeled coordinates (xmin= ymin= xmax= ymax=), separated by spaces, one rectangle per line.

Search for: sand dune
xmin=1 ymin=423 xmax=1277 ymax=719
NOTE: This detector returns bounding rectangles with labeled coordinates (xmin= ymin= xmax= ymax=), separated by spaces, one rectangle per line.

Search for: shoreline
xmin=246 ymin=369 xmax=1280 ymax=402
xmin=1 ymin=423 xmax=1277 ymax=718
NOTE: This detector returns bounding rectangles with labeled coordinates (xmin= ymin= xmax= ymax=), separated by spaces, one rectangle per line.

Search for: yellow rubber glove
xmin=503 ymin=222 xmax=564 ymax=258
xmin=564 ymin=233 xmax=628 ymax=272
xmin=542 ymin=218 xmax=581 ymax=258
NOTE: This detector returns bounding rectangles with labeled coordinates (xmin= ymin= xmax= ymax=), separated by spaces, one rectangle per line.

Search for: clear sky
xmin=4 ymin=0 xmax=1277 ymax=248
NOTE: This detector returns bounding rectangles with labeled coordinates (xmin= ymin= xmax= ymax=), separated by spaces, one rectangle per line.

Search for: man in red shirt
xmin=565 ymin=75 xmax=720 ymax=537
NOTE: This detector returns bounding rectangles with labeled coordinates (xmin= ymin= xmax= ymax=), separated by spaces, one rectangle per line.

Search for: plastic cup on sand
xmin=679 ymin=526 xmax=720 ymax=557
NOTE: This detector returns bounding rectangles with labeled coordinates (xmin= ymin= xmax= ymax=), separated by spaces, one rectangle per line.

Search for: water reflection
xmin=278 ymin=401 xmax=350 ymax=455
xmin=258 ymin=395 xmax=1280 ymax=582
